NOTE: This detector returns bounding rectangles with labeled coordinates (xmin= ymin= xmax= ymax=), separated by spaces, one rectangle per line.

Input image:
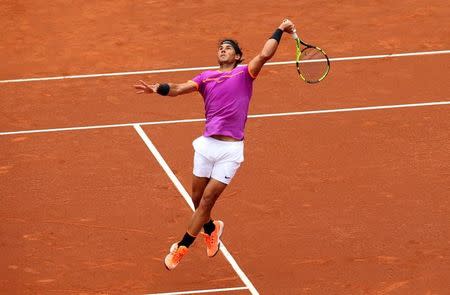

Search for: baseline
xmin=0 ymin=49 xmax=449 ymax=83
xmin=145 ymin=286 xmax=249 ymax=295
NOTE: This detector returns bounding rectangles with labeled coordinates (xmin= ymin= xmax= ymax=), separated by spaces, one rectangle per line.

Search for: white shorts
xmin=192 ymin=136 xmax=244 ymax=184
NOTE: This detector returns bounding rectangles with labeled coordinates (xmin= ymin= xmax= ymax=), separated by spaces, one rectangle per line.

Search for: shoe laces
xmin=205 ymin=232 xmax=216 ymax=246
xmin=172 ymin=247 xmax=186 ymax=263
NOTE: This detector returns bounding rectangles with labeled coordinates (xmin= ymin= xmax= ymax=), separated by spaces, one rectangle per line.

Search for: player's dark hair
xmin=218 ymin=38 xmax=244 ymax=68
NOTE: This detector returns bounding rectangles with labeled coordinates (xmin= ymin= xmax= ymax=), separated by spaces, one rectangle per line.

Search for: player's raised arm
xmin=248 ymin=19 xmax=296 ymax=78
xmin=134 ymin=80 xmax=197 ymax=97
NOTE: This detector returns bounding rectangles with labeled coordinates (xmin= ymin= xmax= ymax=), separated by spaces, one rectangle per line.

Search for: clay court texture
xmin=1 ymin=1 xmax=450 ymax=294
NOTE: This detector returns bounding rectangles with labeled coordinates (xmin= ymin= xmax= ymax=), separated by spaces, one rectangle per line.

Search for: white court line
xmin=0 ymin=118 xmax=206 ymax=136
xmin=133 ymin=124 xmax=259 ymax=295
xmin=1 ymin=100 xmax=449 ymax=136
xmin=145 ymin=286 xmax=249 ymax=295
xmin=0 ymin=49 xmax=449 ymax=83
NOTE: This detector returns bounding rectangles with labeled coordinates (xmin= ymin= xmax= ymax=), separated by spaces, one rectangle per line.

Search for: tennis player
xmin=134 ymin=19 xmax=296 ymax=270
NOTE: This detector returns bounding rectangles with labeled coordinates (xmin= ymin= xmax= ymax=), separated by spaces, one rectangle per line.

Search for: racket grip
xmin=291 ymin=29 xmax=299 ymax=40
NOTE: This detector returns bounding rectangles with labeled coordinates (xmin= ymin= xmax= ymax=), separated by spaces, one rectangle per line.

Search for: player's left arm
xmin=248 ymin=19 xmax=295 ymax=78
xmin=134 ymin=80 xmax=197 ymax=97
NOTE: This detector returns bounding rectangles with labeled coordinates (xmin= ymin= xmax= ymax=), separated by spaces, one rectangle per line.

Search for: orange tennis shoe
xmin=202 ymin=220 xmax=224 ymax=257
xmin=164 ymin=243 xmax=188 ymax=270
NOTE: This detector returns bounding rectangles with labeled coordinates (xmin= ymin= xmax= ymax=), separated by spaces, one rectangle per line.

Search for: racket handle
xmin=291 ymin=29 xmax=299 ymax=40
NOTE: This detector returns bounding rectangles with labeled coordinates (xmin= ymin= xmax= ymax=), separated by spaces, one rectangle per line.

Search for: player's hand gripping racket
xmin=291 ymin=29 xmax=330 ymax=83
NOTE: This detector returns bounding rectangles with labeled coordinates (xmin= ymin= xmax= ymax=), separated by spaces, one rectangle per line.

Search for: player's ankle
xmin=178 ymin=232 xmax=196 ymax=248
xmin=203 ymin=219 xmax=215 ymax=235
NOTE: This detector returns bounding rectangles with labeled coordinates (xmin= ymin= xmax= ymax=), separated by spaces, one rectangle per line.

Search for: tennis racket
xmin=292 ymin=29 xmax=330 ymax=83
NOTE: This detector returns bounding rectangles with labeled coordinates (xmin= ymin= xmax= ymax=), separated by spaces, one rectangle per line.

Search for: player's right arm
xmin=248 ymin=19 xmax=295 ymax=78
xmin=134 ymin=80 xmax=197 ymax=97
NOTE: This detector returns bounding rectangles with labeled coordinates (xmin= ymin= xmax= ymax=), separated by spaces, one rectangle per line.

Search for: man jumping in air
xmin=134 ymin=19 xmax=296 ymax=270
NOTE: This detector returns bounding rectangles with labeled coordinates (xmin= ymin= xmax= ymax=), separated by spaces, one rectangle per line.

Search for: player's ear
xmin=235 ymin=54 xmax=241 ymax=61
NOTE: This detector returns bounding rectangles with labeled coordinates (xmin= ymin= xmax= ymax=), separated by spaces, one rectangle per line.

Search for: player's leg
xmin=191 ymin=151 xmax=213 ymax=208
xmin=189 ymin=159 xmax=240 ymax=237
xmin=197 ymin=160 xmax=240 ymax=257
xmin=185 ymin=147 xmax=242 ymax=258
xmin=192 ymin=175 xmax=219 ymax=242
xmin=164 ymin=138 xmax=243 ymax=269
xmin=164 ymin=152 xmax=214 ymax=270
xmin=187 ymin=178 xmax=227 ymax=236
xmin=191 ymin=152 xmax=219 ymax=234
xmin=191 ymin=175 xmax=209 ymax=209
xmin=193 ymin=178 xmax=228 ymax=257
xmin=164 ymin=179 xmax=226 ymax=270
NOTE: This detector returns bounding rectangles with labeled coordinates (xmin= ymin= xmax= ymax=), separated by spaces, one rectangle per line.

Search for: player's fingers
xmin=134 ymin=85 xmax=146 ymax=90
xmin=135 ymin=81 xmax=148 ymax=89
xmin=136 ymin=90 xmax=145 ymax=94
xmin=287 ymin=24 xmax=296 ymax=33
xmin=139 ymin=80 xmax=151 ymax=88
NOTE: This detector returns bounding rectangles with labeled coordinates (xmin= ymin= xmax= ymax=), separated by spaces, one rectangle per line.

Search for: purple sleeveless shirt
xmin=191 ymin=65 xmax=255 ymax=140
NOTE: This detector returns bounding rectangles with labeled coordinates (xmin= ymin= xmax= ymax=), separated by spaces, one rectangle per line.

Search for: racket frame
xmin=294 ymin=37 xmax=330 ymax=83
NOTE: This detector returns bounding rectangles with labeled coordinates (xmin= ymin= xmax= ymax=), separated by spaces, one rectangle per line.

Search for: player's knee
xmin=198 ymin=193 xmax=217 ymax=212
xmin=198 ymin=199 xmax=213 ymax=212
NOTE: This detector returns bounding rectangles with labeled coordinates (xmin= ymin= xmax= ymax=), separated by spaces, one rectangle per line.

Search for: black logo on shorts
xmin=225 ymin=176 xmax=231 ymax=179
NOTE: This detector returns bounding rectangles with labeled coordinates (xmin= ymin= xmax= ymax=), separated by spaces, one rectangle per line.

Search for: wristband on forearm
xmin=156 ymin=83 xmax=170 ymax=96
xmin=270 ymin=28 xmax=283 ymax=43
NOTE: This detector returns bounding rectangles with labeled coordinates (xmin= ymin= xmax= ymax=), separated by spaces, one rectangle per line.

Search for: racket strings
xmin=297 ymin=47 xmax=329 ymax=83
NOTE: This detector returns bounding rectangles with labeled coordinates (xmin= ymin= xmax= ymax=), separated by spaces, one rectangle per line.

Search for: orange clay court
xmin=1 ymin=1 xmax=450 ymax=294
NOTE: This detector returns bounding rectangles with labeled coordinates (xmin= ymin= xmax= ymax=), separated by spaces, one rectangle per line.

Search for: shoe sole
xmin=164 ymin=257 xmax=174 ymax=271
xmin=209 ymin=221 xmax=224 ymax=258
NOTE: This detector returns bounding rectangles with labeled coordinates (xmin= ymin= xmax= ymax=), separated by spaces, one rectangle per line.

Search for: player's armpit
xmin=187 ymin=80 xmax=199 ymax=90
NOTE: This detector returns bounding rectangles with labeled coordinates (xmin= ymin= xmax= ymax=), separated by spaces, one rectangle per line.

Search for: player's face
xmin=218 ymin=44 xmax=240 ymax=65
